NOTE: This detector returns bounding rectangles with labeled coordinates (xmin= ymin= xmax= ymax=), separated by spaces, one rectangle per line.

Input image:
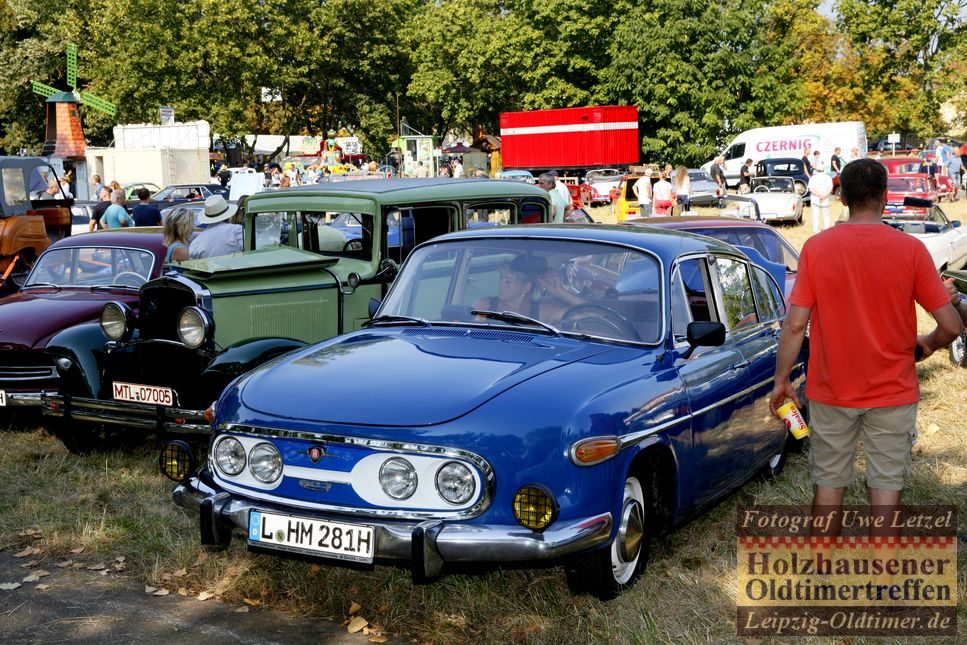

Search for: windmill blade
xmin=32 ymin=81 xmax=59 ymax=98
xmin=67 ymin=44 xmax=78 ymax=89
xmin=79 ymin=92 xmax=117 ymax=117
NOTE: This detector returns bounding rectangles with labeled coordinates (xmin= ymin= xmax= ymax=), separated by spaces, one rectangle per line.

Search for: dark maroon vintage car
xmin=0 ymin=229 xmax=165 ymax=409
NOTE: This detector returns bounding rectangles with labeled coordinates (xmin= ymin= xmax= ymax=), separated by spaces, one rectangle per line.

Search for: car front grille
xmin=0 ymin=352 xmax=59 ymax=387
xmin=139 ymin=280 xmax=197 ymax=341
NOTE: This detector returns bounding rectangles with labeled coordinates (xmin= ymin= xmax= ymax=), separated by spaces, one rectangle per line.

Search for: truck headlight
xmin=213 ymin=436 xmax=246 ymax=476
xmin=379 ymin=457 xmax=417 ymax=500
xmin=248 ymin=442 xmax=283 ymax=484
xmin=435 ymin=461 xmax=475 ymax=505
xmin=100 ymin=302 xmax=134 ymax=341
xmin=177 ymin=306 xmax=213 ymax=348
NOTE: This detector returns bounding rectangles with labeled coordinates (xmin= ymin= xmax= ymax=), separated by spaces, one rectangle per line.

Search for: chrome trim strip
xmin=0 ymin=367 xmax=57 ymax=380
xmin=2 ymin=392 xmax=43 ymax=407
xmin=41 ymin=394 xmax=210 ymax=434
xmin=217 ymin=423 xmax=494 ymax=521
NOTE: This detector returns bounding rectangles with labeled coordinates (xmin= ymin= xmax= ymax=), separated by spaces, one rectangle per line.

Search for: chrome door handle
xmin=730 ymin=360 xmax=750 ymax=371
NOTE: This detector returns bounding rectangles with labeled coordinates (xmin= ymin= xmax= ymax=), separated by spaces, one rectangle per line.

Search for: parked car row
xmin=1 ymin=178 xmax=816 ymax=600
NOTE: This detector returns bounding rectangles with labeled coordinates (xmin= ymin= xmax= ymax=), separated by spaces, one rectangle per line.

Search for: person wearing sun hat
xmin=188 ymin=195 xmax=243 ymax=259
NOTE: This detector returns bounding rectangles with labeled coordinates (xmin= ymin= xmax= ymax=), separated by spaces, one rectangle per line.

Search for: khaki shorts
xmin=808 ymin=401 xmax=917 ymax=491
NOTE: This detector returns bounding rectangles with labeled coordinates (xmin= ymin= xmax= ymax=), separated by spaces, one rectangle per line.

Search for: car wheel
xmin=794 ymin=180 xmax=807 ymax=196
xmin=759 ymin=434 xmax=793 ymax=480
xmin=564 ymin=475 xmax=649 ymax=600
xmin=950 ymin=332 xmax=967 ymax=368
xmin=49 ymin=419 xmax=123 ymax=454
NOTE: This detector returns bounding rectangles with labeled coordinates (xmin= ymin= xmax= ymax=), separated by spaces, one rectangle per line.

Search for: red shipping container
xmin=499 ymin=106 xmax=639 ymax=169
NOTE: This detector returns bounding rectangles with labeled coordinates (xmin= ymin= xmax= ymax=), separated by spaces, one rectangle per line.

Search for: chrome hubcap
xmin=618 ymin=499 xmax=644 ymax=563
xmin=952 ymin=334 xmax=966 ymax=364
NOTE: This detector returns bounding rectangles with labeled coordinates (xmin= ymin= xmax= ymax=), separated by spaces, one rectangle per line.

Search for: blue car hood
xmin=239 ymin=329 xmax=612 ymax=426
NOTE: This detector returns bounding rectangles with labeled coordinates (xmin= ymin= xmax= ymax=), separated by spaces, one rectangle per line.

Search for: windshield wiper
xmin=364 ymin=314 xmax=430 ymax=327
xmin=470 ymin=310 xmax=560 ymax=336
xmin=91 ymin=283 xmax=139 ymax=291
xmin=22 ymin=282 xmax=61 ymax=291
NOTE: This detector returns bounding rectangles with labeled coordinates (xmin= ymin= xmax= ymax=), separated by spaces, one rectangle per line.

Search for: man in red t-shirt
xmin=770 ymin=159 xmax=962 ymax=533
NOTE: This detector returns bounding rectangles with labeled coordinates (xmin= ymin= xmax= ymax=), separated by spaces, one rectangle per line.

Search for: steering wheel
xmin=342 ymin=239 xmax=363 ymax=252
xmin=753 ymin=185 xmax=770 ymax=193
xmin=559 ymin=303 xmax=640 ymax=340
xmin=113 ymin=271 xmax=147 ymax=287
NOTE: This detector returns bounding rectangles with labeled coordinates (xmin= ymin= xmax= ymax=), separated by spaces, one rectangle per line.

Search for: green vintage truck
xmin=42 ymin=179 xmax=551 ymax=451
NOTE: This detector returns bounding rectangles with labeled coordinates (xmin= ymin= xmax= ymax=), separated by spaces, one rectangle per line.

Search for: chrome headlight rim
xmin=213 ymin=435 xmax=246 ymax=476
xmin=378 ymin=457 xmax=418 ymax=500
xmin=248 ymin=442 xmax=283 ymax=484
xmin=434 ymin=460 xmax=476 ymax=505
xmin=100 ymin=301 xmax=135 ymax=342
xmin=176 ymin=306 xmax=213 ymax=349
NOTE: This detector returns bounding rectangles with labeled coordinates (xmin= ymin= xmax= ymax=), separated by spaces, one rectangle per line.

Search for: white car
xmin=881 ymin=202 xmax=967 ymax=271
xmin=748 ymin=177 xmax=804 ymax=223
xmin=585 ymin=168 xmax=623 ymax=205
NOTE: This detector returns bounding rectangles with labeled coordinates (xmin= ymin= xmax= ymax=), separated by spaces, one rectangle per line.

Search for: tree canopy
xmin=0 ymin=0 xmax=963 ymax=165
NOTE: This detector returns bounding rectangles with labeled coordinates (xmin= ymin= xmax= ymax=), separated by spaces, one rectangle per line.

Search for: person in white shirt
xmin=550 ymin=171 xmax=571 ymax=209
xmin=189 ymin=195 xmax=244 ymax=259
xmin=451 ymin=160 xmax=465 ymax=178
xmin=651 ymin=172 xmax=674 ymax=215
xmin=538 ymin=173 xmax=572 ymax=223
xmin=632 ymin=169 xmax=653 ymax=216
xmin=673 ymin=165 xmax=691 ymax=214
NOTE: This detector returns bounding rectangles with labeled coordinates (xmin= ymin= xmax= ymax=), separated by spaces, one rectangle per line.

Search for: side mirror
xmin=952 ymin=220 xmax=960 ymax=228
xmin=376 ymin=258 xmax=399 ymax=281
xmin=682 ymin=321 xmax=726 ymax=359
xmin=368 ymin=298 xmax=381 ymax=319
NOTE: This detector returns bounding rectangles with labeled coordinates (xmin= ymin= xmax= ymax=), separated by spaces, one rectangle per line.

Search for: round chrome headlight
xmin=249 ymin=442 xmax=283 ymax=484
xmin=100 ymin=302 xmax=133 ymax=341
xmin=213 ymin=436 xmax=246 ymax=476
xmin=177 ymin=306 xmax=212 ymax=348
xmin=379 ymin=457 xmax=417 ymax=500
xmin=435 ymin=461 xmax=475 ymax=505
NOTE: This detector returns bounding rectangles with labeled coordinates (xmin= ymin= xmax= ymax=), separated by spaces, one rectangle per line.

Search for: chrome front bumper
xmin=1 ymin=392 xmax=43 ymax=407
xmin=174 ymin=476 xmax=613 ymax=580
xmin=41 ymin=394 xmax=210 ymax=434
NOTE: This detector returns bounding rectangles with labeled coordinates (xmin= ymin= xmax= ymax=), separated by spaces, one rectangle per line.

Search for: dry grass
xmin=1 ymin=203 xmax=965 ymax=643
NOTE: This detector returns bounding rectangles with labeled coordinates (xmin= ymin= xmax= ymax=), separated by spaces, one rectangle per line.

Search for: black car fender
xmin=44 ymin=322 xmax=110 ymax=398
xmin=194 ymin=337 xmax=309 ymax=403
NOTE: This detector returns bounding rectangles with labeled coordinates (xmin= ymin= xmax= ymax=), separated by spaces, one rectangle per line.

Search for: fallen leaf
xmin=173 ymin=568 xmax=188 ymax=578
xmin=19 ymin=561 xmax=38 ymax=569
xmin=242 ymin=598 xmax=260 ymax=607
xmin=86 ymin=563 xmax=106 ymax=571
xmin=197 ymin=591 xmax=215 ymax=601
xmin=113 ymin=562 xmax=126 ymax=572
xmin=22 ymin=575 xmax=40 ymax=583
xmin=162 ymin=573 xmax=172 ymax=581
xmin=56 ymin=561 xmax=72 ymax=569
xmin=69 ymin=547 xmax=85 ymax=555
xmin=34 ymin=570 xmax=50 ymax=578
xmin=309 ymin=564 xmax=321 ymax=577
xmin=363 ymin=627 xmax=370 ymax=635
xmin=191 ymin=552 xmax=208 ymax=567
xmin=71 ymin=563 xmax=84 ymax=569
xmin=924 ymin=423 xmax=940 ymax=436
xmin=145 ymin=586 xmax=158 ymax=594
xmin=178 ymin=588 xmax=189 ymax=596
xmin=349 ymin=601 xmax=361 ymax=615
xmin=369 ymin=637 xmax=388 ymax=643
xmin=115 ymin=556 xmax=126 ymax=563
xmin=347 ymin=616 xmax=368 ymax=634
xmin=0 ymin=583 xmax=22 ymax=590
xmin=13 ymin=547 xmax=37 ymax=558
xmin=99 ymin=570 xmax=109 ymax=577
xmin=36 ymin=584 xmax=51 ymax=591
xmin=234 ymin=606 xmax=249 ymax=613
xmin=153 ymin=589 xmax=170 ymax=597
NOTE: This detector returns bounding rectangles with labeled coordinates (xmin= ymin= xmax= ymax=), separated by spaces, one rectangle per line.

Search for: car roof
xmin=632 ymin=215 xmax=772 ymax=230
xmin=431 ymin=223 xmax=739 ymax=263
xmin=47 ymin=228 xmax=167 ymax=252
xmin=247 ymin=178 xmax=549 ymax=203
xmin=758 ymin=157 xmax=802 ymax=163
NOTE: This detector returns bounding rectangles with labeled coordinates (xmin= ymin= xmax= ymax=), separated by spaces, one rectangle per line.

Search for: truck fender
xmin=44 ymin=322 xmax=109 ymax=398
xmin=194 ymin=337 xmax=309 ymax=403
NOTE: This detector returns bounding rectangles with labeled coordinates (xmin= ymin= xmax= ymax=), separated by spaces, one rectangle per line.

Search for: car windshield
xmin=586 ymin=169 xmax=621 ymax=183
xmin=379 ymin=238 xmax=663 ymax=344
xmin=888 ymin=177 xmax=926 ymax=191
xmin=688 ymin=171 xmax=712 ymax=182
xmin=751 ymin=177 xmax=794 ymax=192
xmin=24 ymin=247 xmax=155 ymax=288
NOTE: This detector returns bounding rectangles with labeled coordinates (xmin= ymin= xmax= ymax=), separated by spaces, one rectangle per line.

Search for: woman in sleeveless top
xmin=163 ymin=207 xmax=194 ymax=264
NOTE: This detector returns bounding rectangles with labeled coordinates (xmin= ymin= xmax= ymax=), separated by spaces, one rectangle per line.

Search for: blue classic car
xmin=165 ymin=224 xmax=805 ymax=599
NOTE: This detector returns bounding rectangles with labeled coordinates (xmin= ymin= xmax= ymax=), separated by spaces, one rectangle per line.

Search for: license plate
xmin=248 ymin=510 xmax=374 ymax=564
xmin=112 ymin=381 xmax=174 ymax=406
xmin=0 ymin=390 xmax=6 ymax=406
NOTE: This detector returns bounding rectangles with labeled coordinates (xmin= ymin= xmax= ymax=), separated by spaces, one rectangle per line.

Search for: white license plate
xmin=112 ymin=381 xmax=174 ymax=406
xmin=0 ymin=390 xmax=6 ymax=406
xmin=248 ymin=511 xmax=374 ymax=564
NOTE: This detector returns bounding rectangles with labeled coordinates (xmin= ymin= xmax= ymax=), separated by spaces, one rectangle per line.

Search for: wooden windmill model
xmin=31 ymin=44 xmax=117 ymax=159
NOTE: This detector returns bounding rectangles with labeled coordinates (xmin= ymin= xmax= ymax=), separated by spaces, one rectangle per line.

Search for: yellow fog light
xmin=160 ymin=440 xmax=195 ymax=482
xmin=513 ymin=485 xmax=557 ymax=532
xmin=569 ymin=436 xmax=620 ymax=466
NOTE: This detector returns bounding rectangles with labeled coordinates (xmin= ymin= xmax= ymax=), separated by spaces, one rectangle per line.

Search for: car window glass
xmin=714 ymin=257 xmax=759 ymax=330
xmin=2 ymin=168 xmax=27 ymax=206
xmin=676 ymin=257 xmax=715 ymax=324
xmin=381 ymin=239 xmax=663 ymax=344
xmin=725 ymin=143 xmax=745 ymax=160
xmin=307 ymin=211 xmax=372 ymax=259
xmin=751 ymin=266 xmax=786 ymax=321
xmin=670 ymin=265 xmax=691 ymax=340
xmin=464 ymin=205 xmax=512 ymax=229
xmin=25 ymin=247 xmax=155 ymax=287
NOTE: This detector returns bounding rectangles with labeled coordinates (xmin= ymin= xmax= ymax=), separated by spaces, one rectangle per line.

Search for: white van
xmin=704 ymin=122 xmax=867 ymax=187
